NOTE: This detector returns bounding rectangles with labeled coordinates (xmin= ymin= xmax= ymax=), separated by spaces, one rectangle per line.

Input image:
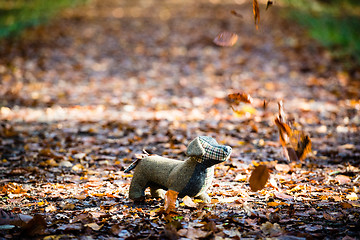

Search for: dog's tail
xmin=124 ymin=150 xmax=150 ymax=173
xmin=124 ymin=158 xmax=141 ymax=173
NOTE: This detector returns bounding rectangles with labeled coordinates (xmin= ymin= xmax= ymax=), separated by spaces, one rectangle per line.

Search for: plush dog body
xmin=125 ymin=136 xmax=232 ymax=202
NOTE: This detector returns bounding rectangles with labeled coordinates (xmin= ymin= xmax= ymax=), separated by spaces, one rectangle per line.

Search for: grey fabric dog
xmin=124 ymin=136 xmax=232 ymax=203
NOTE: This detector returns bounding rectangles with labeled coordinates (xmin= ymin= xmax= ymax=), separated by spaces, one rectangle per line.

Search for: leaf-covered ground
xmin=1 ymin=0 xmax=360 ymax=239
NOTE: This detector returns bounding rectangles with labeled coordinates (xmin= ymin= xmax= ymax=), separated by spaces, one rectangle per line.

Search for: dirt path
xmin=1 ymin=0 xmax=359 ymax=239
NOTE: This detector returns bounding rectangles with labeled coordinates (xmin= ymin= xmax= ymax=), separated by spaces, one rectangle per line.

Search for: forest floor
xmin=1 ymin=0 xmax=360 ymax=239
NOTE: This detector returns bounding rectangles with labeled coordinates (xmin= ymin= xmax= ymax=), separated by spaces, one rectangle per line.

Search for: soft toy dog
xmin=124 ymin=136 xmax=232 ymax=203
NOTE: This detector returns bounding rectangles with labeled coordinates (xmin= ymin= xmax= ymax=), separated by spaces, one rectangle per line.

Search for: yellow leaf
xmin=346 ymin=192 xmax=358 ymax=201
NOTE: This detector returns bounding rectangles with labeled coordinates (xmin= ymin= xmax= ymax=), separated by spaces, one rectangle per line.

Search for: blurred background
xmin=0 ymin=0 xmax=359 ymax=69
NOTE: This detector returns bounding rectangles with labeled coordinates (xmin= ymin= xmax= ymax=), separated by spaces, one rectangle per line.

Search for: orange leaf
xmin=213 ymin=32 xmax=238 ymax=47
xmin=253 ymin=0 xmax=260 ymax=29
xmin=227 ymin=92 xmax=253 ymax=105
xmin=274 ymin=101 xmax=312 ymax=161
xmin=249 ymin=164 xmax=269 ymax=191
xmin=267 ymin=201 xmax=281 ymax=207
xmin=290 ymin=130 xmax=312 ymax=161
xmin=164 ymin=190 xmax=179 ymax=214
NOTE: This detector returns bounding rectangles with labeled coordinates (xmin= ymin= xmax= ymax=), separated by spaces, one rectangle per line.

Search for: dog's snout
xmin=224 ymin=146 xmax=232 ymax=155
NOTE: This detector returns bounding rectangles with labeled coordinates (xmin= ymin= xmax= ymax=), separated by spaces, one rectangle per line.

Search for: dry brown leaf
xmin=85 ymin=222 xmax=103 ymax=231
xmin=335 ymin=175 xmax=351 ymax=185
xmin=249 ymin=164 xmax=270 ymax=191
xmin=340 ymin=202 xmax=353 ymax=209
xmin=213 ymin=32 xmax=238 ymax=47
xmin=164 ymin=189 xmax=179 ymax=214
xmin=274 ymin=192 xmax=293 ymax=201
xmin=182 ymin=196 xmax=197 ymax=208
xmin=323 ymin=213 xmax=336 ymax=221
xmin=253 ymin=0 xmax=260 ymax=29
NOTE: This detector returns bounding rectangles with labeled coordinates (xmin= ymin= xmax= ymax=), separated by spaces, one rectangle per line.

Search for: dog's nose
xmin=224 ymin=146 xmax=232 ymax=155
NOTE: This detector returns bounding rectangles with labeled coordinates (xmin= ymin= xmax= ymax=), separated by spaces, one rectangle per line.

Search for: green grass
xmin=0 ymin=0 xmax=88 ymax=38
xmin=282 ymin=0 xmax=360 ymax=67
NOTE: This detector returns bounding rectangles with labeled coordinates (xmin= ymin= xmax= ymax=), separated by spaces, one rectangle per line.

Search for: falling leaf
xmin=164 ymin=190 xmax=179 ymax=214
xmin=249 ymin=164 xmax=270 ymax=191
xmin=252 ymin=0 xmax=260 ymax=29
xmin=230 ymin=10 xmax=243 ymax=18
xmin=182 ymin=196 xmax=197 ymax=208
xmin=227 ymin=92 xmax=253 ymax=105
xmin=266 ymin=1 xmax=273 ymax=10
xmin=274 ymin=101 xmax=312 ymax=161
xmin=213 ymin=31 xmax=238 ymax=47
xmin=262 ymin=99 xmax=270 ymax=110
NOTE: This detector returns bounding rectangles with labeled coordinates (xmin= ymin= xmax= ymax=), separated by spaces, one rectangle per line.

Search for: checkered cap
xmin=199 ymin=136 xmax=231 ymax=162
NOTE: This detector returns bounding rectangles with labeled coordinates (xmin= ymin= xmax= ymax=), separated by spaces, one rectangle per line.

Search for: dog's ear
xmin=186 ymin=137 xmax=205 ymax=157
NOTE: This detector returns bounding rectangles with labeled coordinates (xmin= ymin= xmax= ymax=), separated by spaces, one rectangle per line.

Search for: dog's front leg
xmin=128 ymin=174 xmax=148 ymax=201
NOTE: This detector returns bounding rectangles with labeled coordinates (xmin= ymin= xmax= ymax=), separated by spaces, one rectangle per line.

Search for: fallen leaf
xmin=182 ymin=196 xmax=197 ymax=208
xmin=164 ymin=190 xmax=179 ymax=214
xmin=85 ymin=222 xmax=103 ymax=231
xmin=340 ymin=202 xmax=353 ymax=209
xmin=213 ymin=31 xmax=238 ymax=47
xmin=335 ymin=175 xmax=351 ymax=185
xmin=275 ymin=163 xmax=291 ymax=173
xmin=178 ymin=227 xmax=210 ymax=239
xmin=260 ymin=222 xmax=283 ymax=236
xmin=230 ymin=10 xmax=243 ymax=18
xmin=274 ymin=192 xmax=293 ymax=201
xmin=346 ymin=192 xmax=358 ymax=201
xmin=323 ymin=213 xmax=336 ymax=221
xmin=304 ymin=224 xmax=322 ymax=232
xmin=267 ymin=202 xmax=281 ymax=207
xmin=249 ymin=164 xmax=270 ymax=191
